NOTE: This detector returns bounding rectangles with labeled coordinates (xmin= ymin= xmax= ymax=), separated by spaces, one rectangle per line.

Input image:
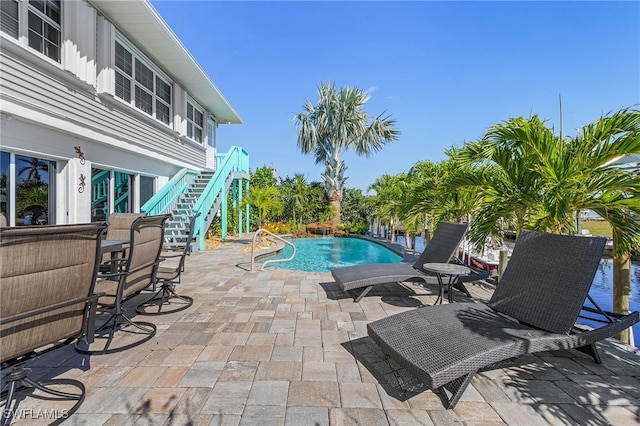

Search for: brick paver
xmin=10 ymin=235 xmax=640 ymax=425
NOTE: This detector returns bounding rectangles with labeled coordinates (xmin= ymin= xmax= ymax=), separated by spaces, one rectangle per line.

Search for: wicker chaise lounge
xmin=367 ymin=230 xmax=640 ymax=409
xmin=332 ymin=222 xmax=489 ymax=302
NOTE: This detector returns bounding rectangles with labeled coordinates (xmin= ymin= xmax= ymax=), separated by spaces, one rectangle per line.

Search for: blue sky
xmin=151 ymin=1 xmax=640 ymax=192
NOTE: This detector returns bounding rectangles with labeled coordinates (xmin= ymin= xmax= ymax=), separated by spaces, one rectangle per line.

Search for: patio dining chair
xmin=99 ymin=212 xmax=146 ymax=272
xmin=136 ymin=212 xmax=200 ymax=315
xmin=366 ymin=230 xmax=639 ymax=409
xmin=331 ymin=222 xmax=491 ymax=302
xmin=76 ymin=214 xmax=169 ymax=354
xmin=0 ymin=223 xmax=106 ymax=426
xmin=105 ymin=212 xmax=147 ymax=240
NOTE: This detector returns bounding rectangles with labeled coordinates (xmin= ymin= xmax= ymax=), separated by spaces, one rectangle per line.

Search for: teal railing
xmin=193 ymin=146 xmax=249 ymax=250
xmin=113 ymin=172 xmax=130 ymax=213
xmin=91 ymin=169 xmax=109 ymax=205
xmin=140 ymin=147 xmax=249 ymax=250
xmin=141 ymin=168 xmax=199 ymax=216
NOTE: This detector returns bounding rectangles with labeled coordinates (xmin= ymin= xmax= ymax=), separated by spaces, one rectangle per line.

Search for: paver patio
xmin=5 ymin=235 xmax=640 ymax=425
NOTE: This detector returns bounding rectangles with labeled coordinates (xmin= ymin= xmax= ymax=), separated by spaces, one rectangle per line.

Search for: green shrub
xmin=345 ymin=222 xmax=369 ymax=235
xmin=262 ymin=221 xmax=291 ymax=234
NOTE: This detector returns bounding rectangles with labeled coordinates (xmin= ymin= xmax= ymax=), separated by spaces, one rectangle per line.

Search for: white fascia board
xmin=1 ymin=97 xmax=201 ymax=171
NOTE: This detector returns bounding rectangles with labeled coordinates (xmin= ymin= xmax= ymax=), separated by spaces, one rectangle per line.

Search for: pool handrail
xmin=251 ymin=229 xmax=296 ymax=271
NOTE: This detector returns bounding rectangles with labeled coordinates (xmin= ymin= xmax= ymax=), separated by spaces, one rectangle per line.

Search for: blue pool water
xmin=259 ymin=237 xmax=401 ymax=272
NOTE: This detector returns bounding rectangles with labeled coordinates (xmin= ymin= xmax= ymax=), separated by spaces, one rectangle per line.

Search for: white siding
xmin=0 ymin=44 xmax=207 ymax=167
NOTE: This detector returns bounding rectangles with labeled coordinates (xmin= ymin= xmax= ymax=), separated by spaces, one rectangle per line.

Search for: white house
xmin=0 ymin=0 xmax=248 ymax=243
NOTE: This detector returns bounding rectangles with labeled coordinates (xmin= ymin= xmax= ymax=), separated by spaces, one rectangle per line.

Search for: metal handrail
xmin=250 ymin=229 xmax=296 ymax=271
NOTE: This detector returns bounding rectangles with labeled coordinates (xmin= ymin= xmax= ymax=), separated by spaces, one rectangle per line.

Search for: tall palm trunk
xmin=329 ymin=192 xmax=341 ymax=230
xmin=612 ymin=233 xmax=632 ymax=343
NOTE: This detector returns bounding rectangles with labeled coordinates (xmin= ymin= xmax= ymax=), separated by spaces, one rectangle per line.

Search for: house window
xmin=90 ymin=168 xmax=135 ymax=221
xmin=139 ymin=175 xmax=155 ymax=206
xmin=28 ymin=0 xmax=61 ymax=62
xmin=0 ymin=0 xmax=19 ymax=39
xmin=114 ymin=40 xmax=172 ymax=125
xmin=156 ymin=77 xmax=171 ymax=125
xmin=0 ymin=151 xmax=55 ymax=226
xmin=1 ymin=0 xmax=61 ymax=63
xmin=187 ymin=101 xmax=204 ymax=143
xmin=207 ymin=118 xmax=216 ymax=148
xmin=115 ymin=42 xmax=132 ymax=102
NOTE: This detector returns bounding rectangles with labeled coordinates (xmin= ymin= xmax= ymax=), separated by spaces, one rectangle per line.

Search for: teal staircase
xmin=141 ymin=146 xmax=250 ymax=251
xmin=162 ymin=171 xmax=214 ymax=250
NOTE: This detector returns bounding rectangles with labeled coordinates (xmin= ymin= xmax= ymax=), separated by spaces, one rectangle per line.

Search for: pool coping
xmin=253 ymin=233 xmax=419 ymax=268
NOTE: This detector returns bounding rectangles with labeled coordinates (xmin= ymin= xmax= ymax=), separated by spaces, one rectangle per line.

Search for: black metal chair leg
xmin=136 ymin=282 xmax=193 ymax=315
xmin=1 ymin=364 xmax=85 ymax=426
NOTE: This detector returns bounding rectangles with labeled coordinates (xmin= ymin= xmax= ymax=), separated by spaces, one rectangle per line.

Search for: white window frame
xmin=114 ymin=35 xmax=173 ymax=127
xmin=206 ymin=115 xmax=216 ymax=149
xmin=0 ymin=0 xmax=62 ymax=64
xmin=186 ymin=98 xmax=205 ymax=144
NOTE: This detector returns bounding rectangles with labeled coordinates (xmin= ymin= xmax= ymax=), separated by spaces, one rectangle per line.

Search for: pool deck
xmin=8 ymin=234 xmax=640 ymax=425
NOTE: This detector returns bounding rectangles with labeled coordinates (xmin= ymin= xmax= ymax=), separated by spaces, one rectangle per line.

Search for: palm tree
xmin=291 ymin=173 xmax=308 ymax=229
xmin=540 ymin=108 xmax=640 ymax=343
xmin=341 ymin=187 xmax=369 ymax=234
xmin=403 ymin=159 xmax=475 ymax=242
xmin=447 ymin=115 xmax=552 ymax=248
xmin=368 ymin=174 xmax=405 ymax=242
xmin=244 ymin=186 xmax=283 ymax=228
xmin=449 ymin=108 xmax=640 ymax=343
xmin=17 ymin=157 xmax=49 ymax=182
xmin=294 ymin=82 xmax=400 ymax=229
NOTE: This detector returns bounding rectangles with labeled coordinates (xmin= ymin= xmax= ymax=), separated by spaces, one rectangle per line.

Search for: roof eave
xmin=87 ymin=0 xmax=242 ymax=124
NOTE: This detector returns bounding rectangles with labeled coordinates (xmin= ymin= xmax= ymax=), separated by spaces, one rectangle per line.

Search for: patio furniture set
xmin=1 ymin=219 xmax=638 ymax=422
xmin=0 ymin=213 xmax=198 ymax=425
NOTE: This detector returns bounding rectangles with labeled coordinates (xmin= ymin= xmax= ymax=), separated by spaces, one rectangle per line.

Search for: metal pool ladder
xmin=250 ymin=229 xmax=296 ymax=271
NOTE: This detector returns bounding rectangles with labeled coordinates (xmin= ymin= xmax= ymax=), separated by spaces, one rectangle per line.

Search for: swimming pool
xmin=259 ymin=237 xmax=402 ymax=272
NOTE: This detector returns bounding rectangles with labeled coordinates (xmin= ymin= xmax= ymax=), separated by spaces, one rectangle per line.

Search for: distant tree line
xmin=211 ymin=165 xmax=371 ymax=236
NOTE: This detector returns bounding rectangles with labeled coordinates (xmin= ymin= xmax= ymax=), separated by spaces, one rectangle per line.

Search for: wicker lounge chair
xmin=331 ymin=222 xmax=489 ymax=302
xmin=1 ymin=223 xmax=106 ymax=425
xmin=367 ymin=230 xmax=640 ymax=409
xmin=136 ymin=212 xmax=200 ymax=315
xmin=76 ymin=214 xmax=169 ymax=354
